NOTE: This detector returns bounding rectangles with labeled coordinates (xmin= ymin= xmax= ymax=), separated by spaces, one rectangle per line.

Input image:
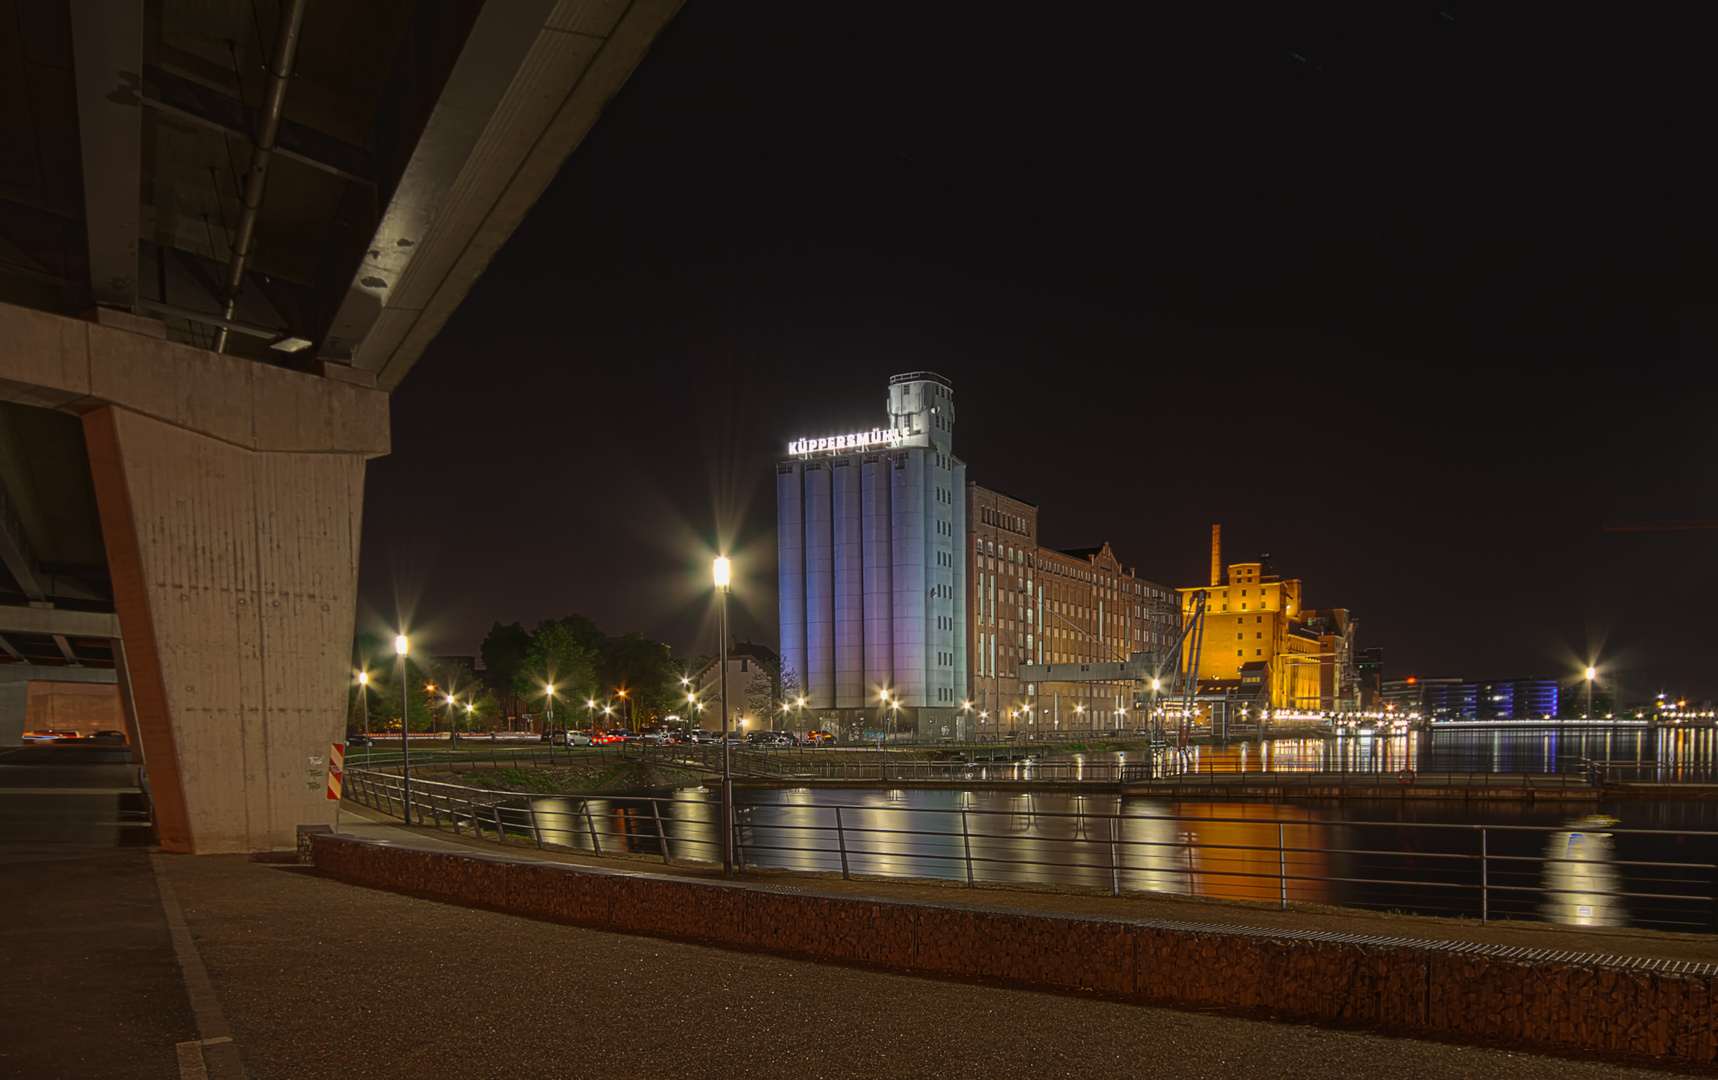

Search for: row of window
xmin=979 ymin=506 xmax=1030 ymax=537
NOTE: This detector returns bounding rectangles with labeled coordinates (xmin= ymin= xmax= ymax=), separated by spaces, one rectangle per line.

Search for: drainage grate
xmin=1121 ymin=915 xmax=1718 ymax=978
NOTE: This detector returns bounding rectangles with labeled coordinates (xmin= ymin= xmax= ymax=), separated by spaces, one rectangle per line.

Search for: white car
xmin=557 ymin=730 xmax=592 ymax=746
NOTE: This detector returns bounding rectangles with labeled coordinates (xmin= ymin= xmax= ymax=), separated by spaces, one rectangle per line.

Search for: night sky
xmin=356 ymin=3 xmax=1718 ymax=701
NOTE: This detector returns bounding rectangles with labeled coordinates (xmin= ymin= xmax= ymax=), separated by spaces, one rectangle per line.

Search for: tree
xmin=779 ymin=665 xmax=803 ymax=729
xmin=518 ymin=619 xmax=598 ymax=729
xmin=480 ymin=621 xmax=531 ymax=723
xmin=745 ymin=664 xmax=778 ymax=729
xmin=427 ymin=657 xmax=490 ymax=734
xmin=351 ymin=656 xmax=437 ymax=733
xmin=601 ymin=631 xmax=677 ymax=722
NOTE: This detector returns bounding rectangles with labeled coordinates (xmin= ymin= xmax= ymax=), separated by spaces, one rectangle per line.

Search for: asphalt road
xmin=162 ymin=854 xmax=1709 ymax=1080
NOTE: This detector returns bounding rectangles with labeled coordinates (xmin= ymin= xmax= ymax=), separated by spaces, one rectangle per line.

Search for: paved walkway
xmin=0 ymin=746 xmax=195 ymax=1079
xmin=160 ymin=850 xmax=1699 ymax=1079
xmin=5 ymin=751 xmax=1713 ymax=1079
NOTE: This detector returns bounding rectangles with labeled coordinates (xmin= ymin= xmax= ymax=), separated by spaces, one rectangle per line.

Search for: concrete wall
xmin=0 ymin=301 xmax=387 ymax=852
xmin=312 ymin=835 xmax=1718 ymax=1063
xmin=86 ymin=405 xmax=367 ymax=852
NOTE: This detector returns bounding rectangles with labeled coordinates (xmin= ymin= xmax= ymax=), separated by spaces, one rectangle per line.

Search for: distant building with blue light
xmin=1383 ymin=676 xmax=1561 ymax=720
xmin=776 ymin=373 xmax=966 ymax=734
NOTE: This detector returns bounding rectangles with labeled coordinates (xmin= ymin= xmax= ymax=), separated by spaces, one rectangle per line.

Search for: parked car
xmin=747 ymin=730 xmax=794 ymax=747
xmin=801 ymin=730 xmax=834 ymax=744
xmin=561 ymin=730 xmax=591 ymax=746
xmin=345 ymin=733 xmax=374 ymax=747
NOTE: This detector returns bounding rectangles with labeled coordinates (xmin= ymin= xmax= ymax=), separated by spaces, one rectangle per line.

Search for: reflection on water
xmin=1541 ymin=815 xmax=1626 ymax=927
xmin=1169 ymin=802 xmax=1329 ymax=904
xmin=1032 ymin=722 xmax=1718 ymax=781
xmin=503 ymin=786 xmax=1708 ymax=933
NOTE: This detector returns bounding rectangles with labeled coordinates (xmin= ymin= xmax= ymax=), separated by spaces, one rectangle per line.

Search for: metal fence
xmin=342 ymin=768 xmax=1718 ymax=933
xmin=341 ymin=737 xmax=1716 ymax=788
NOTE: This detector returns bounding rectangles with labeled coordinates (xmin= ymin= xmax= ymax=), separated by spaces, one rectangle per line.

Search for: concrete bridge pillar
xmin=0 ymin=302 xmax=388 ymax=852
xmin=84 ymin=406 xmax=370 ymax=852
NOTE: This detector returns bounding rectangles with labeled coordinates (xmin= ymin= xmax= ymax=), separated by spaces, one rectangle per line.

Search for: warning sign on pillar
xmin=327 ymin=743 xmax=346 ymax=800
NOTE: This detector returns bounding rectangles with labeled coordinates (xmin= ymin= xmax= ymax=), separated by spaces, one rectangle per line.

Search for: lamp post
xmin=357 ymin=671 xmax=369 ymax=735
xmin=545 ymin=684 xmax=556 ymax=741
xmin=1585 ymin=665 xmax=1597 ymax=720
xmin=714 ymin=556 xmax=733 ymax=877
xmin=395 ymin=633 xmax=411 ymax=824
xmin=444 ymin=693 xmax=458 ymax=748
xmin=357 ymin=670 xmax=371 ymax=766
xmin=680 ymin=676 xmax=692 ymax=738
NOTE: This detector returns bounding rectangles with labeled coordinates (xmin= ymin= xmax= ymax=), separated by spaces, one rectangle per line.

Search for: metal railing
xmin=1582 ymin=758 xmax=1718 ymax=785
xmin=347 ymin=741 xmax=1705 ymax=792
xmin=342 ymin=768 xmax=1718 ymax=932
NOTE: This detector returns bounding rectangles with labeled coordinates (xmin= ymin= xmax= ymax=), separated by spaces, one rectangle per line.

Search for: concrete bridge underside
xmin=0 ymin=0 xmax=682 ymax=851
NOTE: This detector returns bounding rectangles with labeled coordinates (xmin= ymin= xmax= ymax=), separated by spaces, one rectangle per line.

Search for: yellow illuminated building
xmin=1177 ymin=528 xmax=1355 ymax=711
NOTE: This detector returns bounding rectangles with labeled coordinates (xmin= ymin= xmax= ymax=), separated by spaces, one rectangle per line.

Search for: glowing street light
xmin=1585 ymin=665 xmax=1597 ymax=719
xmin=355 ymin=670 xmax=370 ymax=738
xmin=395 ymin=632 xmax=412 ymax=824
xmin=714 ymin=555 xmax=734 ymax=877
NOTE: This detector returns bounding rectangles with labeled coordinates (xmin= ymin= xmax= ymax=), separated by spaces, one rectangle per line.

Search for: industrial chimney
xmin=1210 ymin=525 xmax=1221 ymax=587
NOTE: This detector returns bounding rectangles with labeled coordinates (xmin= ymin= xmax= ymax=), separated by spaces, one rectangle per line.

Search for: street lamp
xmin=1585 ymin=665 xmax=1597 ymax=720
xmin=356 ymin=671 xmax=369 ymax=736
xmin=714 ymin=556 xmax=734 ymax=877
xmin=544 ymin=683 xmax=557 ymax=739
xmin=395 ymin=633 xmax=411 ymax=824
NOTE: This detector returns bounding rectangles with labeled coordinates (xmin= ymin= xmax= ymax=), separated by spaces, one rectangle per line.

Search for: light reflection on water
xmin=517 ymin=786 xmax=1716 ymax=932
xmin=1008 ymin=723 xmax=1718 ymax=781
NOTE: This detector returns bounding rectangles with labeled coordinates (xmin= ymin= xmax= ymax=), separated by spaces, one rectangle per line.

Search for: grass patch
xmin=461 ymin=768 xmax=561 ymax=793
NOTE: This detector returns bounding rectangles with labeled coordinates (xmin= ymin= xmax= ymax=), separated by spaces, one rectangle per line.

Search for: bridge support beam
xmin=85 ymin=406 xmax=368 ymax=851
xmin=0 ymin=301 xmax=388 ymax=852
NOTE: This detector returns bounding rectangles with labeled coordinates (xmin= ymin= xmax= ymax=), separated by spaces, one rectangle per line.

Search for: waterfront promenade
xmin=7 ymin=750 xmax=1715 ymax=1078
xmin=15 ymin=833 xmax=1705 ymax=1080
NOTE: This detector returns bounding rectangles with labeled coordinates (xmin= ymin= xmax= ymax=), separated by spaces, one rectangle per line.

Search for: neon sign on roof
xmin=787 ymin=427 xmax=905 ymax=456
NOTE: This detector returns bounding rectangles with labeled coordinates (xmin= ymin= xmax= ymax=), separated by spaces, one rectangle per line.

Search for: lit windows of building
xmin=1177 ymin=526 xmax=1357 ymax=711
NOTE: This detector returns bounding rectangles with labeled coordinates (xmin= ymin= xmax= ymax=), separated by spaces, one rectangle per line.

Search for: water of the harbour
xmin=514 ymin=726 xmax=1718 ymax=934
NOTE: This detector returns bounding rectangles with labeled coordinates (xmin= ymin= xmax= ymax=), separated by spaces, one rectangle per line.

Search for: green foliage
xmin=480 ymin=621 xmax=531 ymax=716
xmin=469 ymin=768 xmax=560 ymax=793
xmin=350 ymin=657 xmax=437 ymax=733
xmin=601 ymin=631 xmax=677 ymax=720
xmin=519 ymin=618 xmax=599 ymax=708
xmin=357 ymin=613 xmax=687 ymax=732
